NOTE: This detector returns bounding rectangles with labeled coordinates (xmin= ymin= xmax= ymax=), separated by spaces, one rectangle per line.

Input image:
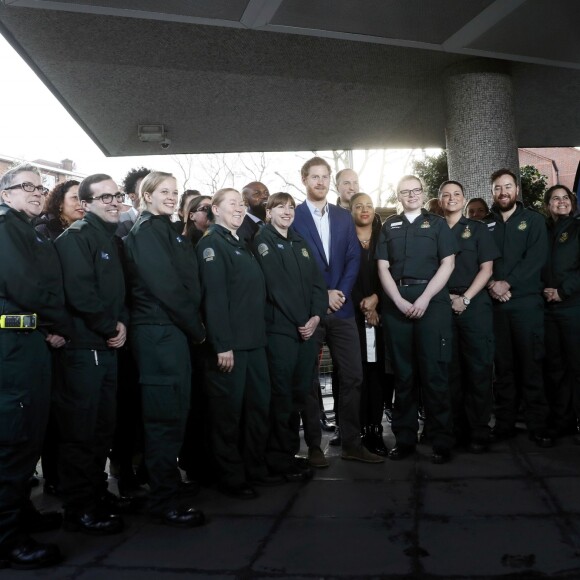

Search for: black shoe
xmin=21 ymin=509 xmax=63 ymax=533
xmin=217 ymin=482 xmax=258 ymax=499
xmin=529 ymin=431 xmax=554 ymax=448
xmin=99 ymin=490 xmax=144 ymax=514
xmin=363 ymin=425 xmax=389 ymax=456
xmin=63 ymin=511 xmax=124 ymax=536
xmin=329 ymin=427 xmax=342 ymax=446
xmin=388 ymin=444 xmax=416 ymax=461
xmin=468 ymin=440 xmax=488 ymax=454
xmin=249 ymin=474 xmax=286 ymax=487
xmin=431 ymin=447 xmax=451 ymax=464
xmin=178 ymin=479 xmax=200 ymax=496
xmin=293 ymin=456 xmax=310 ymax=470
xmin=0 ymin=538 xmax=62 ymax=570
xmin=281 ymin=465 xmax=313 ymax=482
xmin=118 ymin=476 xmax=149 ymax=499
xmin=152 ymin=507 xmax=206 ymax=528
xmin=320 ymin=415 xmax=336 ymax=432
xmin=43 ymin=482 xmax=61 ymax=497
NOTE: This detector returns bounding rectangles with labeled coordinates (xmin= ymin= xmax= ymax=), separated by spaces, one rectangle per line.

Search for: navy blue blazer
xmin=293 ymin=201 xmax=361 ymax=319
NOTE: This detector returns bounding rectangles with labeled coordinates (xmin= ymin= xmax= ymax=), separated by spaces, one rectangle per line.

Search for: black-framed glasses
xmin=399 ymin=187 xmax=423 ymax=198
xmin=5 ymin=182 xmax=49 ymax=195
xmin=90 ymin=193 xmax=125 ymax=204
xmin=195 ymin=206 xmax=212 ymax=214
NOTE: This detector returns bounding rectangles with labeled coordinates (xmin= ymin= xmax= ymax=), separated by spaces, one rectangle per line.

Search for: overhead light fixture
xmin=138 ymin=124 xmax=166 ymax=142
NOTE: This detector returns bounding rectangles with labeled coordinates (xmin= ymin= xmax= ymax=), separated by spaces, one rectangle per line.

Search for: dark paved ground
xmin=4 ymin=425 xmax=580 ymax=579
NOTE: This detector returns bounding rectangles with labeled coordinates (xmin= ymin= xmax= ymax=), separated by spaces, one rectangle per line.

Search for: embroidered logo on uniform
xmin=302 ymin=248 xmax=309 ymax=258
xmin=487 ymin=221 xmax=496 ymax=231
xmin=203 ymin=248 xmax=215 ymax=262
xmin=176 ymin=236 xmax=183 ymax=243
xmin=518 ymin=220 xmax=527 ymax=231
xmin=277 ymin=243 xmax=284 ymax=250
xmin=420 ymin=220 xmax=430 ymax=229
xmin=235 ymin=250 xmax=241 ymax=255
xmin=461 ymin=226 xmax=472 ymax=239
xmin=258 ymin=243 xmax=269 ymax=256
xmin=100 ymin=251 xmax=110 ymax=260
xmin=559 ymin=232 xmax=569 ymax=243
xmin=36 ymin=236 xmax=44 ymax=243
xmin=390 ymin=221 xmax=403 ymax=228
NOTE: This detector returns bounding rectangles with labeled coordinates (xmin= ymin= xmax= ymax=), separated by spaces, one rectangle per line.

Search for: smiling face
xmin=547 ymin=187 xmax=573 ymax=220
xmin=492 ymin=173 xmax=518 ymax=213
xmin=60 ymin=185 xmax=84 ymax=224
xmin=144 ymin=177 xmax=178 ymax=217
xmin=1 ymin=170 xmax=46 ymax=218
xmin=190 ymin=199 xmax=212 ymax=232
xmin=466 ymin=200 xmax=488 ymax=220
xmin=439 ymin=183 xmax=465 ymax=215
xmin=337 ymin=169 xmax=360 ymax=206
xmin=267 ymin=199 xmax=295 ymax=234
xmin=397 ymin=177 xmax=424 ymax=213
xmin=83 ymin=178 xmax=122 ymax=223
xmin=213 ymin=190 xmax=246 ymax=233
xmin=351 ymin=194 xmax=374 ymax=227
xmin=303 ymin=164 xmax=330 ymax=203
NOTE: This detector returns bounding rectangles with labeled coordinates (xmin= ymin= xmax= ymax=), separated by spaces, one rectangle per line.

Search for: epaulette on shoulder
xmin=202 ymin=229 xmax=212 ymax=238
xmin=428 ymin=212 xmax=445 ymax=221
xmin=385 ymin=213 xmax=401 ymax=223
xmin=67 ymin=219 xmax=87 ymax=232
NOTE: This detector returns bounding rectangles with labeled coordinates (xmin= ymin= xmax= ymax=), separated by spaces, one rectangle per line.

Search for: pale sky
xmin=0 ymin=34 xmax=435 ymax=204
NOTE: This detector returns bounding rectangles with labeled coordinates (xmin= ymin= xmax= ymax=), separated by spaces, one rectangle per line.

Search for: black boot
xmin=360 ymin=426 xmax=370 ymax=451
xmin=370 ymin=425 xmax=388 ymax=456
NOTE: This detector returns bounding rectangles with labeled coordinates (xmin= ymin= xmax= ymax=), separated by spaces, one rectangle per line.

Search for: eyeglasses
xmin=90 ymin=193 xmax=125 ymax=204
xmin=5 ymin=182 xmax=49 ymax=195
xmin=195 ymin=206 xmax=211 ymax=213
xmin=399 ymin=188 xmax=423 ymax=198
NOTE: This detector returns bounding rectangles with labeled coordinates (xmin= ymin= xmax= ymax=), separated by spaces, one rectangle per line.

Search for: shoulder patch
xmin=257 ymin=243 xmax=269 ymax=256
xmin=301 ymin=247 xmax=309 ymax=258
xmin=202 ymin=247 xmax=215 ymax=262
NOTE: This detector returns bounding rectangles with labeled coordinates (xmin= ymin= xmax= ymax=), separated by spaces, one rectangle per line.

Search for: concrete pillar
xmin=444 ymin=60 xmax=520 ymax=205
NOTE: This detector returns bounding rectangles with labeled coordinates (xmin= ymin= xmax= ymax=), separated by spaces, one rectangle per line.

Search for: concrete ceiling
xmin=0 ymin=0 xmax=579 ymax=155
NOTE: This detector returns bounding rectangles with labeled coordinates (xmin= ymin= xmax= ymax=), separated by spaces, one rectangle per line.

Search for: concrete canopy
xmin=0 ymin=0 xmax=579 ymax=156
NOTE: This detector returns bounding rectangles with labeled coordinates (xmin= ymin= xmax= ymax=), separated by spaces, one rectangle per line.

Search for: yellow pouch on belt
xmin=0 ymin=314 xmax=37 ymax=330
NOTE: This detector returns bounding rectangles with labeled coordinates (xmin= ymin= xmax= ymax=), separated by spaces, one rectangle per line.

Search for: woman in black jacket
xmin=542 ymin=184 xmax=580 ymax=442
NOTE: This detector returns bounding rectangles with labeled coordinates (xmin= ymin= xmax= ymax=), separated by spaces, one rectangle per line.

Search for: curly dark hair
xmin=122 ymin=167 xmax=151 ymax=195
xmin=44 ymin=180 xmax=80 ymax=218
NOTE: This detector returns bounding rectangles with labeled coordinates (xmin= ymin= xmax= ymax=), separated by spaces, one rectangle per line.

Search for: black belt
xmin=449 ymin=287 xmax=468 ymax=294
xmin=397 ymin=278 xmax=429 ymax=286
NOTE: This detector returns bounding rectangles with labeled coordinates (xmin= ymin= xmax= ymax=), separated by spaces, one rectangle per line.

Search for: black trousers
xmin=0 ymin=331 xmax=51 ymax=547
xmin=56 ymin=349 xmax=117 ymax=513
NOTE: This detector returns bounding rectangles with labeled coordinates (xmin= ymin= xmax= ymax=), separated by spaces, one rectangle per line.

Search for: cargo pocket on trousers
xmin=532 ymin=331 xmax=545 ymax=361
xmin=0 ymin=393 xmax=30 ymax=444
xmin=438 ymin=334 xmax=452 ymax=363
xmin=140 ymin=375 xmax=178 ymax=423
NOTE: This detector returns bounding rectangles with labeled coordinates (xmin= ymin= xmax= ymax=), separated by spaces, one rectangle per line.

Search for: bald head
xmin=336 ymin=169 xmax=359 ymax=207
xmin=242 ymin=181 xmax=269 ymax=220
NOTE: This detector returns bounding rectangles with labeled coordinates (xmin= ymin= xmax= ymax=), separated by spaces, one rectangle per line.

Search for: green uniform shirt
xmin=0 ymin=203 xmax=71 ymax=335
xmin=487 ymin=202 xmax=548 ymax=298
xmin=253 ymin=224 xmax=327 ymax=339
xmin=448 ymin=216 xmax=500 ymax=289
xmin=55 ymin=212 xmax=127 ymax=349
xmin=197 ymin=224 xmax=266 ymax=352
xmin=376 ymin=209 xmax=457 ymax=279
xmin=542 ymin=215 xmax=580 ymax=304
xmin=124 ymin=212 xmax=205 ymax=343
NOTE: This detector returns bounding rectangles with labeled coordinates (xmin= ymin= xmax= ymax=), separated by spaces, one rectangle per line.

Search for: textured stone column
xmin=444 ymin=60 xmax=519 ymax=205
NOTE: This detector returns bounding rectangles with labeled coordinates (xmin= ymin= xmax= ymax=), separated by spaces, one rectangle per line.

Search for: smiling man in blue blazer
xmin=293 ymin=157 xmax=383 ymax=466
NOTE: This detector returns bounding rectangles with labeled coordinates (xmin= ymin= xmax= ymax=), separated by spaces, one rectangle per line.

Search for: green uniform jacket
xmin=253 ymin=224 xmax=327 ymax=339
xmin=542 ymin=215 xmax=580 ymax=305
xmin=376 ymin=209 xmax=457 ymax=279
xmin=448 ymin=216 xmax=500 ymax=289
xmin=487 ymin=202 xmax=548 ymax=298
xmin=0 ymin=203 xmax=71 ymax=335
xmin=55 ymin=211 xmax=128 ymax=349
xmin=197 ymin=224 xmax=266 ymax=352
xmin=124 ymin=212 xmax=205 ymax=343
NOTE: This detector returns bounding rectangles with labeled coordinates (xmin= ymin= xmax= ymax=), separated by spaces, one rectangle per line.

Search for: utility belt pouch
xmin=0 ymin=314 xmax=38 ymax=330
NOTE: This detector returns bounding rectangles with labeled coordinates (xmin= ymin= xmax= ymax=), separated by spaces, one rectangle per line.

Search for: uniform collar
xmin=84 ymin=210 xmax=118 ymax=235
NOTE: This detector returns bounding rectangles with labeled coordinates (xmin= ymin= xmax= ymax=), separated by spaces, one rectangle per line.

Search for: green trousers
xmin=205 ymin=347 xmax=270 ymax=486
xmin=0 ymin=331 xmax=51 ymax=547
xmin=132 ymin=325 xmax=191 ymax=513
xmin=449 ymin=292 xmax=494 ymax=442
xmin=383 ymin=286 xmax=454 ymax=450
xmin=265 ymin=334 xmax=317 ymax=472
xmin=493 ymin=294 xmax=549 ymax=433
xmin=56 ymin=348 xmax=117 ymax=513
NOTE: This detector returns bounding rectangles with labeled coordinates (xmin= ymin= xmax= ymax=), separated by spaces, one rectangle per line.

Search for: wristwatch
xmin=462 ymin=296 xmax=471 ymax=306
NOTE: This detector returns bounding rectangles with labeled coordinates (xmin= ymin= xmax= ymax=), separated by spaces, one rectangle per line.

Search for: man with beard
xmin=236 ymin=181 xmax=269 ymax=244
xmin=486 ymin=168 xmax=552 ymax=447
